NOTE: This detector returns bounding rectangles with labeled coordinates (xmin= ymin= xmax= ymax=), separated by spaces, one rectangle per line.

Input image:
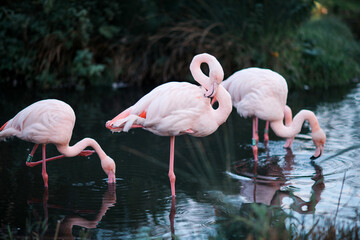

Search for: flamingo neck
xmin=213 ymin=85 xmax=232 ymax=124
xmin=270 ymin=110 xmax=321 ymax=138
xmin=57 ymin=138 xmax=108 ymax=160
xmin=189 ymin=53 xmax=224 ymax=92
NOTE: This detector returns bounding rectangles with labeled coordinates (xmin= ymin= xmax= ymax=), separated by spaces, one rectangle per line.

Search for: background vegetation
xmin=0 ymin=0 xmax=359 ymax=90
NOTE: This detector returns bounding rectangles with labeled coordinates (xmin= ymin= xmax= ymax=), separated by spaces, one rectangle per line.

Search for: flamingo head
xmin=204 ymin=82 xmax=218 ymax=98
xmin=101 ymin=156 xmax=116 ymax=183
xmin=310 ymin=128 xmax=326 ymax=160
xmin=204 ymin=62 xmax=224 ymax=98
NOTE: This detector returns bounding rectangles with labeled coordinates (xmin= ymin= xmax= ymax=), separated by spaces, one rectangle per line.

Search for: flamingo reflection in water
xmin=232 ymin=149 xmax=324 ymax=213
xmin=27 ymin=184 xmax=116 ymax=239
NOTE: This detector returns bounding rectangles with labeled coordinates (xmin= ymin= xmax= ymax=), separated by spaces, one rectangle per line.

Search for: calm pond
xmin=0 ymin=83 xmax=359 ymax=239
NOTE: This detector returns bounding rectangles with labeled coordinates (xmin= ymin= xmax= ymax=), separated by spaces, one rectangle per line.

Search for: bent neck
xmin=190 ymin=53 xmax=223 ymax=90
xmin=270 ymin=110 xmax=321 ymax=138
xmin=212 ymin=85 xmax=232 ymax=124
xmin=57 ymin=138 xmax=107 ymax=160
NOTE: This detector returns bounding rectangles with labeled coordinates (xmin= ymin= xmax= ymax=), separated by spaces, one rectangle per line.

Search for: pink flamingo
xmin=106 ymin=53 xmax=232 ymax=198
xmin=222 ymin=67 xmax=326 ymax=161
xmin=0 ymin=99 xmax=116 ymax=187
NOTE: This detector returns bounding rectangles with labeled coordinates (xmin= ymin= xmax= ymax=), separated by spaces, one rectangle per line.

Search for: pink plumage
xmin=1 ymin=99 xmax=75 ymax=145
xmin=223 ymin=68 xmax=288 ymax=121
xmin=108 ymin=81 xmax=229 ymax=137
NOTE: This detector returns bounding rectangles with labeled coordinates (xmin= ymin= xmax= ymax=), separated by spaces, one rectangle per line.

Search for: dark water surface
xmin=0 ymin=84 xmax=359 ymax=239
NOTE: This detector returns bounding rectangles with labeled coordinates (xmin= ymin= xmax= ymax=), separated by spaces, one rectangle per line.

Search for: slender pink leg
xmin=168 ymin=136 xmax=176 ymax=197
xmin=26 ymin=144 xmax=39 ymax=164
xmin=41 ymin=144 xmax=49 ymax=188
xmin=26 ymin=150 xmax=95 ymax=167
xmin=264 ymin=121 xmax=270 ymax=147
xmin=252 ymin=117 xmax=258 ymax=163
xmin=255 ymin=117 xmax=259 ymax=143
xmin=27 ymin=155 xmax=66 ymax=167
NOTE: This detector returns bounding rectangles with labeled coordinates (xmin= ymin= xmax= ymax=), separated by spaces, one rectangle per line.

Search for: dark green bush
xmin=0 ymin=0 xmax=359 ymax=90
xmin=277 ymin=17 xmax=360 ymax=90
xmin=0 ymin=0 xmax=314 ymax=89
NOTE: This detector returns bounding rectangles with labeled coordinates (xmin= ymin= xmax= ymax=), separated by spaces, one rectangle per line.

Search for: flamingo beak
xmin=107 ymin=170 xmax=116 ymax=184
xmin=204 ymin=83 xmax=218 ymax=98
xmin=310 ymin=145 xmax=323 ymax=160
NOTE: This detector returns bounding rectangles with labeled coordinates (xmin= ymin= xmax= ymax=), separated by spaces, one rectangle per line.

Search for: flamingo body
xmin=106 ymin=53 xmax=232 ymax=197
xmin=1 ymin=100 xmax=75 ymax=145
xmin=223 ymin=68 xmax=288 ymax=121
xmin=0 ymin=99 xmax=116 ymax=187
xmin=108 ymin=81 xmax=229 ymax=137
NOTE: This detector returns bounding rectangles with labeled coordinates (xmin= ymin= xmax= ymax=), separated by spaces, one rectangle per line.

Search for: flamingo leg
xmin=41 ymin=144 xmax=49 ymax=188
xmin=255 ymin=117 xmax=259 ymax=142
xmin=169 ymin=196 xmax=176 ymax=237
xmin=26 ymin=144 xmax=39 ymax=166
xmin=26 ymin=150 xmax=95 ymax=167
xmin=264 ymin=121 xmax=270 ymax=147
xmin=168 ymin=136 xmax=176 ymax=197
xmin=252 ymin=117 xmax=258 ymax=163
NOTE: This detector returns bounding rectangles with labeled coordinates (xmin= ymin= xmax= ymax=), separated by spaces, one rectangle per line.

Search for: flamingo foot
xmin=78 ymin=150 xmax=95 ymax=157
xmin=0 ymin=121 xmax=8 ymax=131
xmin=26 ymin=154 xmax=67 ymax=167
xmin=26 ymin=161 xmax=38 ymax=167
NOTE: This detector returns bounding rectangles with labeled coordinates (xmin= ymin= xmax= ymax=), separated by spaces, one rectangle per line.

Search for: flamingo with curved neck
xmin=0 ymin=99 xmax=116 ymax=187
xmin=270 ymin=110 xmax=326 ymax=159
xmin=222 ymin=67 xmax=326 ymax=160
xmin=106 ymin=53 xmax=232 ymax=198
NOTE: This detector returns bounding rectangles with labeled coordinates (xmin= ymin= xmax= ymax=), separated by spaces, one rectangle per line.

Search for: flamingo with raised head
xmin=222 ymin=67 xmax=326 ymax=161
xmin=106 ymin=53 xmax=232 ymax=198
xmin=0 ymin=99 xmax=116 ymax=187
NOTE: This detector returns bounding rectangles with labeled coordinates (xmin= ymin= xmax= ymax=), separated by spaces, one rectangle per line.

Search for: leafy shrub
xmin=1 ymin=0 xmax=359 ymax=90
xmin=278 ymin=17 xmax=360 ymax=90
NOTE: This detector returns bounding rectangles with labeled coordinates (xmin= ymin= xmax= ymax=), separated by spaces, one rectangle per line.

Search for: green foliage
xmin=0 ymin=1 xmax=111 ymax=89
xmin=277 ymin=17 xmax=360 ymax=90
xmin=71 ymin=49 xmax=105 ymax=89
xmin=0 ymin=0 xmax=359 ymax=89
